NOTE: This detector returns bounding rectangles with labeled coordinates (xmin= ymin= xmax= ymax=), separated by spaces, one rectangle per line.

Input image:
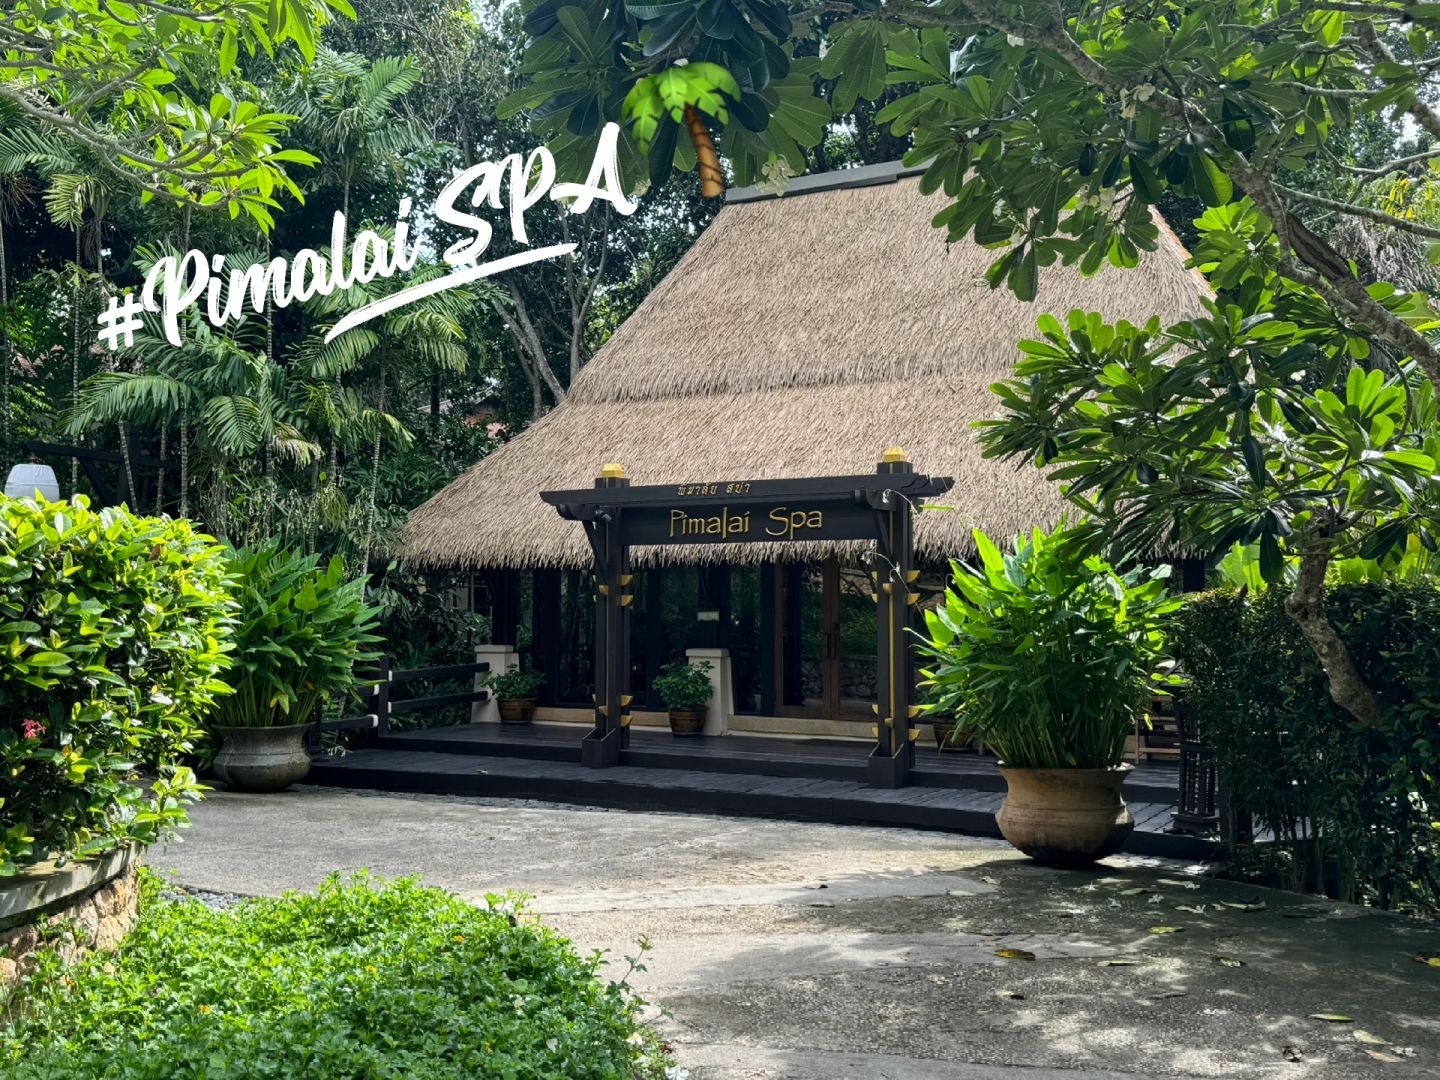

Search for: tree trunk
xmin=1283 ymin=550 xmax=1387 ymax=728
xmin=155 ymin=428 xmax=166 ymax=514
xmin=71 ymin=229 xmax=80 ymax=492
xmin=360 ymin=362 xmax=385 ymax=581
xmin=684 ymin=105 xmax=724 ymax=197
xmin=1 ymin=211 xmax=9 ymax=446
xmin=179 ymin=404 xmax=189 ymax=518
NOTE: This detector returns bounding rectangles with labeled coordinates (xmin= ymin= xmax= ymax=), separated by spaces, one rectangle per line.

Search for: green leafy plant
xmin=917 ymin=525 xmax=1180 ymax=770
xmin=0 ymin=496 xmax=233 ymax=875
xmin=1170 ymin=585 xmax=1440 ymax=913
xmin=209 ymin=543 xmax=380 ymax=729
xmin=2 ymin=870 xmax=671 ymax=1079
xmin=483 ymin=668 xmax=547 ymax=701
xmin=651 ymin=659 xmax=713 ymax=710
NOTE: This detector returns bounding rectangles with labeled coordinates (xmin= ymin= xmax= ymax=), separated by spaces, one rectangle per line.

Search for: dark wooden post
xmin=374 ymin=653 xmax=393 ymax=738
xmin=582 ymin=462 xmax=632 ymax=767
xmin=869 ymin=447 xmax=919 ymax=788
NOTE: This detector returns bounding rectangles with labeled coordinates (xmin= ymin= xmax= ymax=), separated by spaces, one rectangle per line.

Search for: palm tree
xmin=287 ymin=50 xmax=428 ymax=227
xmin=65 ymin=316 xmax=321 ymax=538
xmin=297 ymin=262 xmax=468 ymax=577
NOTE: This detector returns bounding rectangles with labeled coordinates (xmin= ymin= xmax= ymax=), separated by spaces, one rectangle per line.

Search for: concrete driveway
xmin=148 ymin=788 xmax=1440 ymax=1079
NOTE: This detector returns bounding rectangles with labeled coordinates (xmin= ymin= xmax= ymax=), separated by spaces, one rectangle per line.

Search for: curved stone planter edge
xmin=0 ymin=844 xmax=139 ymax=932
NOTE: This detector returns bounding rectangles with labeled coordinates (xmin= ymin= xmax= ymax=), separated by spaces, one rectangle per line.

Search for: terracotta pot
xmin=995 ymin=766 xmax=1134 ymax=867
xmin=212 ymin=725 xmax=312 ymax=793
xmin=933 ymin=721 xmax=973 ymax=751
xmin=668 ymin=708 xmax=706 ymax=736
xmin=498 ymin=697 xmax=536 ymax=724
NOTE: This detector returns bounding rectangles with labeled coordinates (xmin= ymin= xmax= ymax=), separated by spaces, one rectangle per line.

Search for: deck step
xmin=375 ymin=725 xmax=1181 ymax=802
xmin=306 ymin=747 xmax=1219 ymax=863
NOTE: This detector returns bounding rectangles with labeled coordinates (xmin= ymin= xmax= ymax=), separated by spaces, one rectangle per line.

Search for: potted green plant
xmin=652 ymin=660 xmax=714 ymax=736
xmin=209 ymin=543 xmax=380 ymax=792
xmin=918 ymin=526 xmax=1180 ymax=866
xmin=484 ymin=669 xmax=546 ymax=724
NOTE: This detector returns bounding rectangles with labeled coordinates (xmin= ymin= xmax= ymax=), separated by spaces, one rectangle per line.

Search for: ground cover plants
xmin=1 ymin=871 xmax=670 ymax=1080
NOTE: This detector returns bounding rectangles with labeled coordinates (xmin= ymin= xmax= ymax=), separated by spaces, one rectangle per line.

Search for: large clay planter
xmin=212 ymin=725 xmax=312 ymax=792
xmin=668 ymin=708 xmax=706 ymax=736
xmin=498 ymin=698 xmax=536 ymax=724
xmin=995 ymin=766 xmax=1133 ymax=867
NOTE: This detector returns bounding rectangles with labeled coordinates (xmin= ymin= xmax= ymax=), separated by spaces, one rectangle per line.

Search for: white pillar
xmin=685 ymin=647 xmax=732 ymax=736
xmin=473 ymin=644 xmax=519 ymax=724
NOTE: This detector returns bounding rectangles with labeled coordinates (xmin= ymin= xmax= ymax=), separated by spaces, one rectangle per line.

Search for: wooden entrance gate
xmin=540 ymin=448 xmax=952 ymax=788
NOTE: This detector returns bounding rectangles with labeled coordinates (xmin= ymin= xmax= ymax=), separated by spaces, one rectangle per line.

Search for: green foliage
xmin=979 ymin=300 xmax=1440 ymax=584
xmin=0 ymin=0 xmax=354 ymax=226
xmin=483 ymin=668 xmax=547 ymax=701
xmin=917 ymin=525 xmax=1180 ymax=770
xmin=1171 ymin=586 xmax=1440 ymax=913
xmin=0 ymin=496 xmax=233 ymax=875
xmin=651 ymin=659 xmax=713 ymax=709
xmin=209 ymin=542 xmax=380 ymax=729
xmin=1 ymin=871 xmax=671 ymax=1079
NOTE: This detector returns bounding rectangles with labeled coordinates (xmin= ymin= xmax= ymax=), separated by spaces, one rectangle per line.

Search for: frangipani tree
xmin=0 ymin=0 xmax=347 ymax=228
xmin=978 ymin=283 xmax=1440 ymax=730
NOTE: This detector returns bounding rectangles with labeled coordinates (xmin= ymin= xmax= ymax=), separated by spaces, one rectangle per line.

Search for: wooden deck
xmin=307 ymin=722 xmax=1219 ymax=861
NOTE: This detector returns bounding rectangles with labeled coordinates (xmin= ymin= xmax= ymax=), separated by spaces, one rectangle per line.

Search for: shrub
xmin=0 ymin=498 xmax=233 ymax=875
xmin=1 ymin=872 xmax=670 ymax=1080
xmin=652 ymin=660 xmax=713 ymax=710
xmin=917 ymin=525 xmax=1180 ymax=769
xmin=483 ymin=668 xmax=546 ymax=701
xmin=210 ymin=543 xmax=380 ymax=728
xmin=1170 ymin=584 xmax=1440 ymax=912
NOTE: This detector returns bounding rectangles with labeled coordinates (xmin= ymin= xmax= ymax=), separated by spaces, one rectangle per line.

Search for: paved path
xmin=149 ymin=788 xmax=1440 ymax=1079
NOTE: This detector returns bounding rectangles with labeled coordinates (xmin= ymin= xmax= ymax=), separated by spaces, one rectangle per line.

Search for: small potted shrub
xmin=652 ymin=660 xmax=714 ymax=736
xmin=919 ymin=526 xmax=1179 ymax=866
xmin=484 ymin=669 xmax=546 ymax=724
xmin=209 ymin=543 xmax=380 ymax=792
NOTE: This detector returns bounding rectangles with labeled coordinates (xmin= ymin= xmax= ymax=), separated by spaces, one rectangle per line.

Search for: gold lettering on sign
xmin=764 ymin=507 xmax=825 ymax=540
xmin=668 ymin=507 xmax=751 ymax=539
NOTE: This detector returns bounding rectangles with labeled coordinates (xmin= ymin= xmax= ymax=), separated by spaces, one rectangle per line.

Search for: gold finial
xmin=600 ymin=462 xmax=626 ymax=479
xmin=882 ymin=446 xmax=907 ymax=463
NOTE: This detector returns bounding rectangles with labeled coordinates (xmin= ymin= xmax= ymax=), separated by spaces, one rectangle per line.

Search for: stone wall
xmin=1 ymin=851 xmax=139 ymax=987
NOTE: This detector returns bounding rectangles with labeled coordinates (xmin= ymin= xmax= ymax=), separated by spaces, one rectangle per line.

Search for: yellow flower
xmin=454 ymin=935 xmax=465 ymax=943
xmin=199 ymin=1004 xmax=211 ymax=1014
xmin=365 ymin=965 xmax=377 ymax=974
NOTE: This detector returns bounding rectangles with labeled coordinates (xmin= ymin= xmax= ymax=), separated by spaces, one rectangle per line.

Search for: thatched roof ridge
xmin=404 ymin=168 xmax=1211 ymax=570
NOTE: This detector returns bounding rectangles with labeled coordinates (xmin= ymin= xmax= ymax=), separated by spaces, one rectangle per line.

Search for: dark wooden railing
xmin=314 ymin=653 xmax=491 ymax=744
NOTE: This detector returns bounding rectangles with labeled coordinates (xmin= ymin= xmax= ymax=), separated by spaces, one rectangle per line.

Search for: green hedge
xmin=1170 ymin=584 xmax=1440 ymax=911
xmin=0 ymin=497 xmax=233 ymax=875
xmin=2 ymin=873 xmax=669 ymax=1080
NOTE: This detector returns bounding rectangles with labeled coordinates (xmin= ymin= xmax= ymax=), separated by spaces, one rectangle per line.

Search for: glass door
xmin=775 ymin=558 xmax=875 ymax=721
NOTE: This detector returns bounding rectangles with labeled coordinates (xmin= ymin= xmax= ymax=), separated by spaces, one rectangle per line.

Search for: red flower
xmin=20 ymin=719 xmax=45 ymax=740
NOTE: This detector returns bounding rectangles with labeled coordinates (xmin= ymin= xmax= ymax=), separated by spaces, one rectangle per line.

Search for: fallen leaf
xmin=1158 ymin=990 xmax=1188 ymax=999
xmin=997 ymin=989 xmax=1025 ymax=1000
xmin=1308 ymin=1013 xmax=1353 ymax=1023
xmin=980 ymin=875 xmax=1000 ymax=886
xmin=1148 ymin=926 xmax=1183 ymax=934
xmin=1214 ymin=956 xmax=1245 ymax=967
xmin=1176 ymin=905 xmax=1208 ymax=915
xmin=1221 ymin=900 xmax=1267 ymax=912
xmin=1099 ymin=959 xmax=1140 ymax=967
xmin=1414 ymin=953 xmax=1440 ymax=968
xmin=1353 ymin=1031 xmax=1388 ymax=1045
xmin=1390 ymin=1046 xmax=1416 ymax=1058
xmin=1118 ymin=887 xmax=1147 ymax=896
xmin=1365 ymin=1050 xmax=1404 ymax=1064
xmin=995 ymin=948 xmax=1036 ymax=961
xmin=1282 ymin=1045 xmax=1303 ymax=1063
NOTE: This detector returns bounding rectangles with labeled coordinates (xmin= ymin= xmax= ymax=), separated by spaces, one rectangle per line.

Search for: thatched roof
xmin=404 ymin=162 xmax=1211 ymax=570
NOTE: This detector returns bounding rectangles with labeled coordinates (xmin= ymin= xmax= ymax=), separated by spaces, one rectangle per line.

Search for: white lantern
xmin=4 ymin=463 xmax=61 ymax=502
